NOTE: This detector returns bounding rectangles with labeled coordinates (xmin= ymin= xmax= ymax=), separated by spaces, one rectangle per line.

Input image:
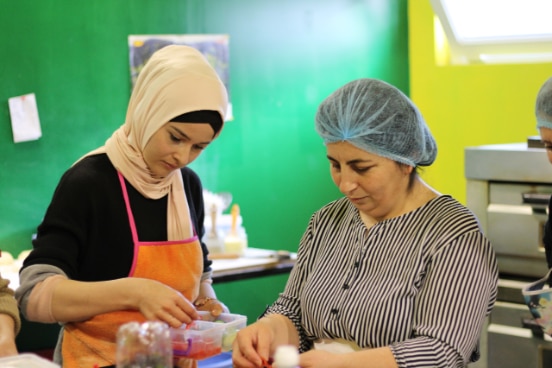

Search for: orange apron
xmin=61 ymin=172 xmax=202 ymax=367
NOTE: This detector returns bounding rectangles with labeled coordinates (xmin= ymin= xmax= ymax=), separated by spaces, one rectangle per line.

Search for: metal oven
xmin=465 ymin=138 xmax=552 ymax=368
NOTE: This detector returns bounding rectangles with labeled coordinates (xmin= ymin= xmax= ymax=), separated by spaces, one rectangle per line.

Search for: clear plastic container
xmin=198 ymin=311 xmax=247 ymax=351
xmin=171 ymin=320 xmax=225 ymax=360
xmin=116 ymin=321 xmax=173 ymax=368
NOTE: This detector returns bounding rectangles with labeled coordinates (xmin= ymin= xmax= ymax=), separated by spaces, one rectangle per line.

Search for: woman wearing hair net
xmin=15 ymin=45 xmax=229 ymax=367
xmin=232 ymin=79 xmax=498 ymax=368
xmin=520 ymin=77 xmax=552 ymax=338
xmin=536 ymin=77 xmax=552 ymax=271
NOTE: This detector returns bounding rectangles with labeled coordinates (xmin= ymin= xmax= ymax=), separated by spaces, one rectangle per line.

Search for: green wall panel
xmin=213 ymin=274 xmax=289 ymax=325
xmin=1 ymin=0 xmax=408 ymax=348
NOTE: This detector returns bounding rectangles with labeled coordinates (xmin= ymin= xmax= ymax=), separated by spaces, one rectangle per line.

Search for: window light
xmin=430 ymin=0 xmax=552 ymax=65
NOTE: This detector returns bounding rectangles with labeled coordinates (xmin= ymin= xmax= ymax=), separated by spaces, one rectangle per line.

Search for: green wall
xmin=1 ymin=0 xmax=408 ymax=345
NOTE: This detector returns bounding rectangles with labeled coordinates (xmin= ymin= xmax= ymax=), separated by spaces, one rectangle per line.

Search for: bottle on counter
xmin=224 ymin=204 xmax=248 ymax=255
xmin=273 ymin=345 xmax=299 ymax=368
xmin=204 ymin=203 xmax=225 ymax=254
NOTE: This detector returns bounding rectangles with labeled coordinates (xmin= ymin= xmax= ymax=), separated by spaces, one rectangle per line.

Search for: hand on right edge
xmin=232 ymin=318 xmax=276 ymax=368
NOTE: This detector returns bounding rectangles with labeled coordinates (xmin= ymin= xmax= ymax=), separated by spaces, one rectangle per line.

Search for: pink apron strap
xmin=117 ymin=172 xmax=140 ymax=245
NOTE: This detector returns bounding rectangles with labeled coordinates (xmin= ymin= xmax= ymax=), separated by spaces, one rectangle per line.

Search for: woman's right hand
xmin=133 ymin=278 xmax=198 ymax=328
xmin=232 ymin=319 xmax=275 ymax=368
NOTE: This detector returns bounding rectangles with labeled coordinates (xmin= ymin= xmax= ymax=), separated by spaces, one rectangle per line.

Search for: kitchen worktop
xmin=209 ymin=247 xmax=296 ymax=282
xmin=0 ymin=247 xmax=297 ymax=288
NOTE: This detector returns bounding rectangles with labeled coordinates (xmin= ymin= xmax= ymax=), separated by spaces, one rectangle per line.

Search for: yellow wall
xmin=408 ymin=0 xmax=552 ymax=204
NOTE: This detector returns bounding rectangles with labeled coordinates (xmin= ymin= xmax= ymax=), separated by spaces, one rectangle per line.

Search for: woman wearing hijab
xmin=16 ymin=45 xmax=228 ymax=367
xmin=232 ymin=79 xmax=498 ymax=368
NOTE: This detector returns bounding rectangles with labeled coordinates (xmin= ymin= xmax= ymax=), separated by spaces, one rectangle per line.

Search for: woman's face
xmin=326 ymin=141 xmax=412 ymax=220
xmin=143 ymin=122 xmax=214 ymax=178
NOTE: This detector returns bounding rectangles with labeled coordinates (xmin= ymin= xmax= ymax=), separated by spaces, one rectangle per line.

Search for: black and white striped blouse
xmin=265 ymin=195 xmax=498 ymax=368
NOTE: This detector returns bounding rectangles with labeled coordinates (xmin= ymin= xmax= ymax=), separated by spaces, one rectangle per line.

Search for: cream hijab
xmin=82 ymin=45 xmax=228 ymax=240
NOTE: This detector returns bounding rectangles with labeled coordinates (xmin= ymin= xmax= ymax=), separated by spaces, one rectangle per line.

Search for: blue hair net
xmin=315 ymin=78 xmax=437 ymax=167
xmin=536 ymin=77 xmax=552 ymax=131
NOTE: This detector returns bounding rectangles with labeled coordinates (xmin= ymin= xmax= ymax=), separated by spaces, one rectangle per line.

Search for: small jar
xmin=116 ymin=321 xmax=173 ymax=368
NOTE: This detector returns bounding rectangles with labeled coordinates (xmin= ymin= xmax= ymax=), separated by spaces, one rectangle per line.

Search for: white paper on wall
xmin=8 ymin=93 xmax=42 ymax=143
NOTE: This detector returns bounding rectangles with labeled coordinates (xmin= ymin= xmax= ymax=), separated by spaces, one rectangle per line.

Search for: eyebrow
xmin=170 ymin=126 xmax=212 ymax=145
xmin=326 ymin=155 xmax=373 ymax=165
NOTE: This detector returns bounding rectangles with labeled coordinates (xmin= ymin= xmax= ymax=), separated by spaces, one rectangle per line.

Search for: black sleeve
xmin=23 ymin=155 xmax=133 ymax=280
xmin=181 ymin=167 xmax=212 ymax=273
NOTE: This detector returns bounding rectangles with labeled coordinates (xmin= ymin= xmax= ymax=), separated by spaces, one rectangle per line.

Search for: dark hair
xmin=396 ymin=162 xmax=419 ymax=191
xmin=171 ymin=110 xmax=223 ymax=135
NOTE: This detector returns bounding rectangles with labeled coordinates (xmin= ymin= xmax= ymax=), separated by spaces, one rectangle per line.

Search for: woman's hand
xmin=232 ymin=319 xmax=276 ymax=368
xmin=134 ymin=278 xmax=198 ymax=328
xmin=0 ymin=314 xmax=17 ymax=357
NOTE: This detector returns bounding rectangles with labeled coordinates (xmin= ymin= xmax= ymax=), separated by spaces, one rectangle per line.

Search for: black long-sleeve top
xmin=20 ymin=153 xmax=211 ymax=281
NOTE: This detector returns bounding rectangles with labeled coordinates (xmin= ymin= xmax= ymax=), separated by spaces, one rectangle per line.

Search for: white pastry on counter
xmin=0 ymin=251 xmax=20 ymax=288
xmin=17 ymin=249 xmax=32 ymax=261
xmin=0 ymin=251 xmax=14 ymax=266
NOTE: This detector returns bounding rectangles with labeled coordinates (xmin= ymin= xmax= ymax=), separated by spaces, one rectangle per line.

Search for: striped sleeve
xmin=390 ymin=230 xmax=498 ymax=366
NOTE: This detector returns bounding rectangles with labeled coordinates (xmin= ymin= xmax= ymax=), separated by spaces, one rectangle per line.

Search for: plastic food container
xmin=0 ymin=353 xmax=60 ymax=367
xmin=171 ymin=320 xmax=225 ymax=360
xmin=198 ymin=311 xmax=247 ymax=351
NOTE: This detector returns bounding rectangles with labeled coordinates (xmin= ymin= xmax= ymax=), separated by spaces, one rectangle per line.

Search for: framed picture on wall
xmin=128 ymin=34 xmax=232 ymax=120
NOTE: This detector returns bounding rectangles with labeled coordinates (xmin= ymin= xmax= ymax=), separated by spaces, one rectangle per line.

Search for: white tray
xmin=0 ymin=353 xmax=60 ymax=367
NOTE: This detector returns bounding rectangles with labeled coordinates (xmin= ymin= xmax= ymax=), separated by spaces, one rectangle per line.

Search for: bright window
xmin=430 ymin=0 xmax=552 ymax=65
